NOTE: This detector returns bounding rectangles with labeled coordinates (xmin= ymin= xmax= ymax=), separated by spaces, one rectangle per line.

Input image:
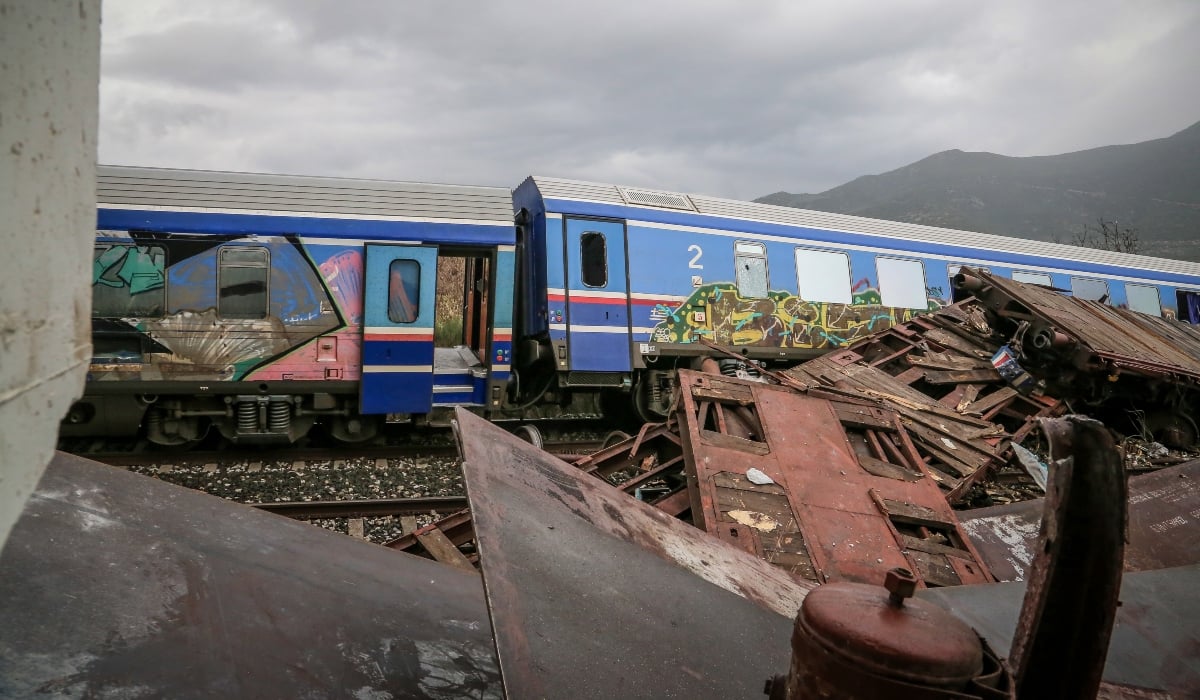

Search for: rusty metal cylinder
xmin=781 ymin=568 xmax=984 ymax=699
xmin=953 ymin=273 xmax=985 ymax=293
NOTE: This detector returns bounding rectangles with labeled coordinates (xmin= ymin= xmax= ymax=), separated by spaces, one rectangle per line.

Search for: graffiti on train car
xmin=649 ymin=282 xmax=946 ymax=349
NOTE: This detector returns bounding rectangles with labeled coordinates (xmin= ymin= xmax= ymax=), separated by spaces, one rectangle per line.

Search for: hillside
xmin=757 ymin=121 xmax=1200 ymax=261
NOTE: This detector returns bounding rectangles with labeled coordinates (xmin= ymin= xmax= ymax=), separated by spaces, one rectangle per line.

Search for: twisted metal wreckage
xmin=2 ymin=270 xmax=1198 ymax=697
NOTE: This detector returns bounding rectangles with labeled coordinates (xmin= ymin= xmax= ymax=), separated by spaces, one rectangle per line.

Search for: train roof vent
xmin=618 ymin=186 xmax=697 ymax=212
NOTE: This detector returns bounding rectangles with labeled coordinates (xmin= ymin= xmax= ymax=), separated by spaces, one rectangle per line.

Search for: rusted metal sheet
xmin=0 ymin=451 xmax=501 ymax=699
xmin=923 ymin=418 xmax=1198 ymax=697
xmin=675 ymin=369 xmax=992 ymax=588
xmin=920 ymin=564 xmax=1200 ymax=696
xmin=1007 ymin=417 xmax=1126 ymax=700
xmin=454 ymin=408 xmax=812 ymax=699
xmin=959 ymin=458 xmax=1200 ymax=581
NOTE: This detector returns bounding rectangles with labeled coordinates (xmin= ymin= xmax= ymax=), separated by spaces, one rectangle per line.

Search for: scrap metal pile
xmin=397 ymin=269 xmax=1200 ymax=587
xmin=10 ymin=269 xmax=1198 ymax=696
xmin=386 ymin=269 xmax=1200 ymax=695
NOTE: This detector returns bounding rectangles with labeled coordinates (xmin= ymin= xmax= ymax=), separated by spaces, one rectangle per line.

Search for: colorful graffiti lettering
xmin=649 ymin=283 xmax=946 ymax=349
xmin=94 ymin=245 xmax=164 ymax=294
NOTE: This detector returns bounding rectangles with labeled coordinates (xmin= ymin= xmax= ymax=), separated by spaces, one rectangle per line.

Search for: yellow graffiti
xmin=650 ymin=283 xmax=943 ymax=349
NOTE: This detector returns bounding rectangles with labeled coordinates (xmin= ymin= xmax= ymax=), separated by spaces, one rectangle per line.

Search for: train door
xmin=361 ymin=244 xmax=438 ymax=414
xmin=563 ymin=218 xmax=631 ymax=372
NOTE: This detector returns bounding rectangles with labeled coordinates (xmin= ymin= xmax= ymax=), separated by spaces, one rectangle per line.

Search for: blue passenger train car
xmin=73 ymin=166 xmax=515 ymax=445
xmin=66 ymin=166 xmax=1200 ymax=443
xmin=512 ymin=176 xmax=1200 ymax=419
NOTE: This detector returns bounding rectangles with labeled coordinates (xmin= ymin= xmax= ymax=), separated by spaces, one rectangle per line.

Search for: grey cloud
xmin=99 ymin=0 xmax=1200 ymax=199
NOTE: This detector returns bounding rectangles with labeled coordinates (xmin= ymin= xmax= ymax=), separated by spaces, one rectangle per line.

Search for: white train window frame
xmin=794 ymin=247 xmax=852 ymax=304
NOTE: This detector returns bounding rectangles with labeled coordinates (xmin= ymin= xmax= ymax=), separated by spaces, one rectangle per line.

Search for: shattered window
xmin=218 ymin=246 xmax=270 ymax=319
xmin=1125 ymin=284 xmax=1162 ymax=317
xmin=735 ymin=241 xmax=769 ymax=298
xmin=92 ymin=243 xmax=166 ymax=318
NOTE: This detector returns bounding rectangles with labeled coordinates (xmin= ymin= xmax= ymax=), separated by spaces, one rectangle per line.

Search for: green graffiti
xmin=94 ymin=244 xmax=165 ymax=294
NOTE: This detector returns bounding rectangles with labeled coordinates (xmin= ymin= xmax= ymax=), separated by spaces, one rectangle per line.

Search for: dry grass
xmin=435 ymin=257 xmax=465 ymax=347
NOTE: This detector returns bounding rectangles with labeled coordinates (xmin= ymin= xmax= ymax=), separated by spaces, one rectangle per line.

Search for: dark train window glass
xmin=388 ymin=259 xmax=421 ymax=323
xmin=92 ymin=243 xmax=166 ymax=318
xmin=735 ymin=241 xmax=769 ymax=298
xmin=580 ymin=232 xmax=607 ymax=288
xmin=1071 ymin=277 xmax=1109 ymax=302
xmin=218 ymin=246 xmax=269 ymax=319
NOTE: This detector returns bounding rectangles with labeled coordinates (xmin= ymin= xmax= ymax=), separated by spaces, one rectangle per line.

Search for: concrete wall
xmin=0 ymin=0 xmax=100 ymax=548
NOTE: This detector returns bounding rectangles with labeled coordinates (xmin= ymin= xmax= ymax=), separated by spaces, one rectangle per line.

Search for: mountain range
xmin=756 ymin=120 xmax=1200 ymax=262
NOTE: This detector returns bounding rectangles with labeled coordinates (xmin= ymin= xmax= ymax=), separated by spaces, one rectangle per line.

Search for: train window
xmin=735 ymin=241 xmax=769 ymax=298
xmin=1125 ymin=284 xmax=1162 ymax=317
xmin=580 ymin=232 xmax=607 ymax=288
xmin=218 ymin=246 xmax=270 ymax=319
xmin=387 ymin=259 xmax=421 ymax=323
xmin=92 ymin=243 xmax=166 ymax=318
xmin=794 ymin=248 xmax=852 ymax=304
xmin=1070 ymin=277 xmax=1109 ymax=302
xmin=876 ymin=257 xmax=928 ymax=309
xmin=948 ymin=264 xmax=990 ymax=278
xmin=1012 ymin=270 xmax=1052 ymax=287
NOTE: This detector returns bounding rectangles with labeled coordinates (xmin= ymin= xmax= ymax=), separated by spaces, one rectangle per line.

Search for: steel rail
xmin=253 ymin=496 xmax=468 ymax=520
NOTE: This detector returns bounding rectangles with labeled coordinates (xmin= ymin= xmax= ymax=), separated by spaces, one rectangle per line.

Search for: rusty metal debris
xmin=1008 ymin=417 xmax=1127 ymax=700
xmin=453 ymin=408 xmax=812 ymax=698
xmin=959 ymin=458 xmax=1200 ymax=581
xmin=0 ymin=451 xmax=501 ymax=698
xmin=675 ymin=369 xmax=994 ymax=588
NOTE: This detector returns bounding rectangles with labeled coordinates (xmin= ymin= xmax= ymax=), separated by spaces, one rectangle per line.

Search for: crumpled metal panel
xmin=0 ymin=451 xmax=500 ymax=699
xmin=674 ymin=369 xmax=992 ymax=587
xmin=454 ymin=408 xmax=813 ymax=699
xmin=959 ymin=458 xmax=1200 ymax=581
xmin=919 ymin=565 xmax=1200 ymax=696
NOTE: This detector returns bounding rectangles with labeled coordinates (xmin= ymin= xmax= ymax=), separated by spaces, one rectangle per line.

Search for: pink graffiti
xmin=319 ymin=251 xmax=364 ymax=324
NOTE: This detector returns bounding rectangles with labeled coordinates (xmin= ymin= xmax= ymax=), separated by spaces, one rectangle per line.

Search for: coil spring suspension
xmin=268 ymin=400 xmax=291 ymax=433
xmin=236 ymin=401 xmax=258 ymax=433
xmin=650 ymin=381 xmax=663 ymax=406
xmin=145 ymin=408 xmax=163 ymax=431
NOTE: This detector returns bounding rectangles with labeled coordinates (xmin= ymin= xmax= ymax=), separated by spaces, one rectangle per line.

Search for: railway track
xmin=253 ymin=495 xmax=468 ymax=520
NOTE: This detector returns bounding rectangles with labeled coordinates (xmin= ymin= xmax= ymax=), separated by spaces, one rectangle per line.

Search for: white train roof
xmin=98 ymin=165 xmax=515 ymax=225
xmin=529 ymin=176 xmax=1200 ymax=278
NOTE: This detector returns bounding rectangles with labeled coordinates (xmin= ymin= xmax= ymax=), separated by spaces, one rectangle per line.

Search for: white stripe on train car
xmin=362 ymin=365 xmax=434 ymax=373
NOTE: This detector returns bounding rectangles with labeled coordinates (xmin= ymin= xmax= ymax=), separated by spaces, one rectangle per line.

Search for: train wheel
xmin=144 ymin=408 xmax=208 ymax=449
xmin=511 ymin=424 xmax=544 ymax=449
xmin=328 ymin=414 xmax=381 ymax=444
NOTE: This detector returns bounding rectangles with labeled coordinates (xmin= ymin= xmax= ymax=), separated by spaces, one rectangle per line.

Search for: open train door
xmin=564 ymin=218 xmax=632 ymax=372
xmin=361 ymin=244 xmax=438 ymax=414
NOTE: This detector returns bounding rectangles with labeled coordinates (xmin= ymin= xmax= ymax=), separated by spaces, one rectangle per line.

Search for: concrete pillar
xmin=0 ymin=0 xmax=100 ymax=548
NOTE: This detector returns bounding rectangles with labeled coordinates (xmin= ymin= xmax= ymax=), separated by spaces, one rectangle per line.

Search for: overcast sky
xmin=99 ymin=1 xmax=1200 ymax=200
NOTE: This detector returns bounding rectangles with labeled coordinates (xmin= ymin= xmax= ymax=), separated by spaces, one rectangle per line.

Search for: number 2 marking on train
xmin=688 ymin=245 xmax=704 ymax=269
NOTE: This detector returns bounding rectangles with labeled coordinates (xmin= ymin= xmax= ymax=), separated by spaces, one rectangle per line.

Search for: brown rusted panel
xmin=0 ymin=452 xmax=501 ymax=698
xmin=454 ymin=409 xmax=812 ymax=699
xmin=960 ymin=458 xmax=1200 ymax=581
xmin=676 ymin=370 xmax=992 ymax=587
